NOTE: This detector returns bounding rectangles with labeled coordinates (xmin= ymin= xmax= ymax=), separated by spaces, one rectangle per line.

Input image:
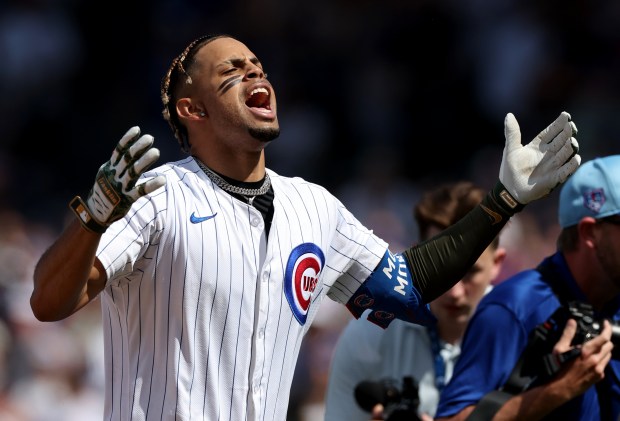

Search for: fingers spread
xmin=111 ymin=126 xmax=141 ymax=165
xmin=132 ymin=147 xmax=161 ymax=176
xmin=555 ymin=153 xmax=581 ymax=185
xmin=544 ymin=121 xmax=574 ymax=154
xmin=129 ymin=134 xmax=155 ymax=158
xmin=120 ymin=147 xmax=160 ymax=192
xmin=536 ymin=111 xmax=571 ymax=145
xmin=115 ymin=135 xmax=155 ymax=180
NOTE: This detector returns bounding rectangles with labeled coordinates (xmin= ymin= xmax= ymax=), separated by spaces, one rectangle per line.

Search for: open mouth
xmin=245 ymin=87 xmax=271 ymax=110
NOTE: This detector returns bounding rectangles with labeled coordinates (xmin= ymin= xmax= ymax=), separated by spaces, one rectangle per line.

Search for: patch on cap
xmin=559 ymin=155 xmax=620 ymax=228
xmin=583 ymin=188 xmax=606 ymax=214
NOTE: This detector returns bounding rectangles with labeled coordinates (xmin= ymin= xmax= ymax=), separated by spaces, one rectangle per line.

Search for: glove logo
xmin=96 ymin=175 xmax=120 ymax=206
xmin=499 ymin=190 xmax=518 ymax=209
xmin=75 ymin=202 xmax=91 ymax=223
xmin=284 ymin=243 xmax=325 ymax=325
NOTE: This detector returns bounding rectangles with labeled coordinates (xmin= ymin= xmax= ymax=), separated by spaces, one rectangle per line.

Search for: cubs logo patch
xmin=353 ymin=294 xmax=374 ymax=308
xmin=367 ymin=310 xmax=396 ymax=329
xmin=284 ymin=243 xmax=325 ymax=325
xmin=583 ymin=188 xmax=606 ymax=214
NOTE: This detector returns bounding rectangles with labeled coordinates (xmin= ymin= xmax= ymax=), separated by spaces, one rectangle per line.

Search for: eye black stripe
xmin=218 ymin=76 xmax=242 ymax=95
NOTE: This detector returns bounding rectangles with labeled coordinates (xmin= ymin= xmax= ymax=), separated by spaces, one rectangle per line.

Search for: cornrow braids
xmin=161 ymin=33 xmax=234 ymax=153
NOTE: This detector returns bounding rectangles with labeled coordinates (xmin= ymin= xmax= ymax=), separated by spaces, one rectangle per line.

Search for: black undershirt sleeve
xmin=401 ymin=181 xmax=524 ymax=303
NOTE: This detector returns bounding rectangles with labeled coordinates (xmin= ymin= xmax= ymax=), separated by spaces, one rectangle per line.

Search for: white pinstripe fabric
xmin=96 ymin=156 xmax=388 ymax=421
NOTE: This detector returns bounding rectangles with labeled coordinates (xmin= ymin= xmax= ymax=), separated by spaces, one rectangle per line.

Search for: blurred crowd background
xmin=0 ymin=0 xmax=619 ymax=419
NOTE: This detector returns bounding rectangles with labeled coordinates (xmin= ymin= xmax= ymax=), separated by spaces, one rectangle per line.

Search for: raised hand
xmin=70 ymin=126 xmax=166 ymax=233
xmin=500 ymin=112 xmax=580 ymax=205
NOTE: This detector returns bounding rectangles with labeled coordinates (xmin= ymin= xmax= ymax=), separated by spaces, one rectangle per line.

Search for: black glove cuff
xmin=69 ymin=196 xmax=107 ymax=234
xmin=481 ymin=181 xmax=525 ymax=222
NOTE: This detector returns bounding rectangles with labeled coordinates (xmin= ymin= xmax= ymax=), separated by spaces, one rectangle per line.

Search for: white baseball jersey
xmin=95 ymin=156 xmax=388 ymax=421
xmin=324 ymin=314 xmax=461 ymax=420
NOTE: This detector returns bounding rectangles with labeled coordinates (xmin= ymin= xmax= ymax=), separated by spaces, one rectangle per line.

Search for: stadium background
xmin=0 ymin=0 xmax=618 ymax=419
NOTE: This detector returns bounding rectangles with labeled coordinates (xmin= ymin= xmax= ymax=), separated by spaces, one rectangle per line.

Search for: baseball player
xmin=31 ymin=34 xmax=580 ymax=421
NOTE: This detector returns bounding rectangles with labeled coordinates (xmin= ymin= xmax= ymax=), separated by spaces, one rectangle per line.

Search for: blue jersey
xmin=436 ymin=252 xmax=620 ymax=421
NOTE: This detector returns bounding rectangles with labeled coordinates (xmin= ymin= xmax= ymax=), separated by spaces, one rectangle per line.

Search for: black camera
xmin=466 ymin=301 xmax=620 ymax=420
xmin=518 ymin=300 xmax=620 ymax=390
xmin=540 ymin=301 xmax=620 ymax=355
xmin=354 ymin=376 xmax=421 ymax=421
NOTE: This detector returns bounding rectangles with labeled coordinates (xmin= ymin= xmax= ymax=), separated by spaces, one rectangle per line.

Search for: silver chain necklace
xmin=195 ymin=158 xmax=271 ymax=200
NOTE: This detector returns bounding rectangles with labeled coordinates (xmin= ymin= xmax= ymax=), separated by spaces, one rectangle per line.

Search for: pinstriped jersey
xmin=95 ymin=156 xmax=388 ymax=421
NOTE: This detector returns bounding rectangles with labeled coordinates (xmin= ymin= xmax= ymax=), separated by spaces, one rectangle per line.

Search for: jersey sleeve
xmin=435 ymin=302 xmax=529 ymax=418
xmin=96 ymin=183 xmax=166 ymax=284
xmin=325 ymin=200 xmax=388 ymax=305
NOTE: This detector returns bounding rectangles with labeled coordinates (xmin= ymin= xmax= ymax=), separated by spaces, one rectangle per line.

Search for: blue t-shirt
xmin=435 ymin=252 xmax=620 ymax=420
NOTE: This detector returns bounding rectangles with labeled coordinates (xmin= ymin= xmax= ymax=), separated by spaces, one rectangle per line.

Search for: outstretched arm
xmin=347 ymin=112 xmax=580 ymax=326
xmin=407 ymin=111 xmax=579 ymax=303
xmin=31 ymin=127 xmax=166 ymax=321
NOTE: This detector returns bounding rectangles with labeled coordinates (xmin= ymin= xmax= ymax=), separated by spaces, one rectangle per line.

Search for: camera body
xmin=354 ymin=376 xmax=421 ymax=421
xmin=468 ymin=300 xmax=620 ymax=420
xmin=520 ymin=300 xmax=620 ymax=389
xmin=540 ymin=301 xmax=620 ymax=355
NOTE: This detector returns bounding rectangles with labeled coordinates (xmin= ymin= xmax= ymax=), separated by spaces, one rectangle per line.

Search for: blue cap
xmin=559 ymin=155 xmax=620 ymax=228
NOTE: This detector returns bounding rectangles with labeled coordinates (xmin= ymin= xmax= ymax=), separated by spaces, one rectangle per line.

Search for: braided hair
xmin=161 ymin=34 xmax=234 ymax=153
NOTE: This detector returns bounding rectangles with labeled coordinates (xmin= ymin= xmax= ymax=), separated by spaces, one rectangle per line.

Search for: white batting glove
xmin=70 ymin=126 xmax=166 ymax=233
xmin=499 ymin=111 xmax=580 ymax=206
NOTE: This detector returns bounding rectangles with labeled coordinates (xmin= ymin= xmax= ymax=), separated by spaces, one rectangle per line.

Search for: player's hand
xmin=70 ymin=126 xmax=166 ymax=233
xmin=499 ymin=111 xmax=580 ymax=205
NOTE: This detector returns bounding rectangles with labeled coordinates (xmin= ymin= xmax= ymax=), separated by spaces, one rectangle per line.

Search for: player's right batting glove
xmin=70 ymin=126 xmax=166 ymax=234
xmin=489 ymin=111 xmax=580 ymax=217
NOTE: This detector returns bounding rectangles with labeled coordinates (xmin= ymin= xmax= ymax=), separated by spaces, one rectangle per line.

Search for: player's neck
xmin=194 ymin=157 xmax=271 ymax=199
xmin=192 ymin=149 xmax=265 ymax=182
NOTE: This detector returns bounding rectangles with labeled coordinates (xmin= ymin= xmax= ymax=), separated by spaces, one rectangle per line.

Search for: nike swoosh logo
xmin=190 ymin=212 xmax=217 ymax=224
xmin=480 ymin=204 xmax=502 ymax=225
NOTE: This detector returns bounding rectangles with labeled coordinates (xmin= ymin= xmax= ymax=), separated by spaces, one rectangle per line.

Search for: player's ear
xmin=176 ymin=98 xmax=207 ymax=120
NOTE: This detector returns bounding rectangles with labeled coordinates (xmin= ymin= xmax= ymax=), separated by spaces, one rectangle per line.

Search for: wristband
xmin=479 ymin=181 xmax=525 ymax=225
xmin=69 ymin=196 xmax=108 ymax=234
xmin=492 ymin=181 xmax=524 ymax=214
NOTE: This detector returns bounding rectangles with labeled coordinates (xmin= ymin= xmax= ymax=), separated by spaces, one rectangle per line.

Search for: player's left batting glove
xmin=489 ymin=111 xmax=580 ymax=217
xmin=70 ymin=126 xmax=166 ymax=234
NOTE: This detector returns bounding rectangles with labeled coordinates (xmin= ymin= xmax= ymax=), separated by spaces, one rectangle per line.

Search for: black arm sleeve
xmin=401 ymin=181 xmax=524 ymax=303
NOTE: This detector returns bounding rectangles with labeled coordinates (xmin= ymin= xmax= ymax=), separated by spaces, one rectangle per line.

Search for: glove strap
xmin=492 ymin=181 xmax=525 ymax=215
xmin=479 ymin=181 xmax=525 ymax=225
xmin=69 ymin=196 xmax=108 ymax=234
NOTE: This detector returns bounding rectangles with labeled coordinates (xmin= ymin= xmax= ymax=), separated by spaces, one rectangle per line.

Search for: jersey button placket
xmin=252 ymin=266 xmax=269 ymax=407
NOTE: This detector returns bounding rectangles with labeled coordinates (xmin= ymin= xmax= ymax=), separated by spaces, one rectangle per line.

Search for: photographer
xmin=435 ymin=154 xmax=620 ymax=421
xmin=324 ymin=182 xmax=507 ymax=421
